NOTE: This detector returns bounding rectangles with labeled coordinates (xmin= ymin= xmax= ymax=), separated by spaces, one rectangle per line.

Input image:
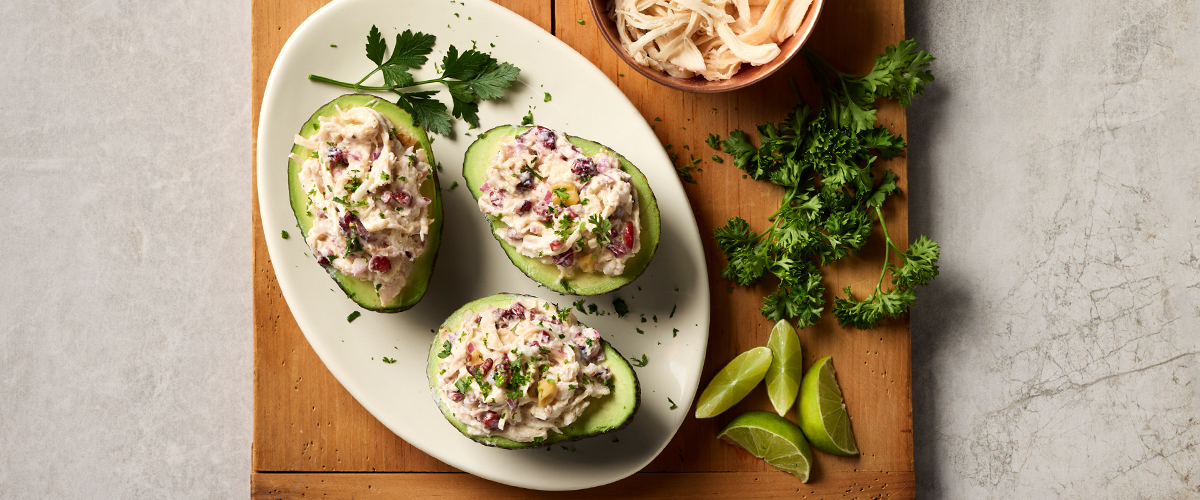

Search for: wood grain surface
xmin=252 ymin=0 xmax=913 ymax=496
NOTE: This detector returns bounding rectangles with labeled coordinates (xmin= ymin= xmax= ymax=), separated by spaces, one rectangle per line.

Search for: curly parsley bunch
xmin=710 ymin=40 xmax=940 ymax=329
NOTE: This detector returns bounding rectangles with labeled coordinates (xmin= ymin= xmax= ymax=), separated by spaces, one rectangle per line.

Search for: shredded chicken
xmin=613 ymin=0 xmax=813 ymax=81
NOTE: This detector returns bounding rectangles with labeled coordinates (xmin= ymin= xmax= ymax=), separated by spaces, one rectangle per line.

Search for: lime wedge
xmin=694 ymin=346 xmax=772 ymax=418
xmin=719 ymin=411 xmax=813 ymax=482
xmin=765 ymin=320 xmax=802 ymax=416
xmin=798 ymin=356 xmax=858 ymax=455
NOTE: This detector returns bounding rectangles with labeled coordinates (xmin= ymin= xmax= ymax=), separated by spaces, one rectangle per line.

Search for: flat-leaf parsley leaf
xmin=308 ymin=26 xmax=521 ymax=136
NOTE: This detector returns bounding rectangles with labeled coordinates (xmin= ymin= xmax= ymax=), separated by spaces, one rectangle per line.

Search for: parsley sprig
xmin=711 ymin=41 xmax=940 ymax=329
xmin=309 ymin=26 xmax=521 ymax=136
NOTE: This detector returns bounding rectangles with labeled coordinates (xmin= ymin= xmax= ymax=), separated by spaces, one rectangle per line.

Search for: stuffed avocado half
xmin=427 ymin=293 xmax=641 ymax=448
xmin=287 ymin=94 xmax=443 ymax=312
xmin=463 ymin=125 xmax=661 ymax=296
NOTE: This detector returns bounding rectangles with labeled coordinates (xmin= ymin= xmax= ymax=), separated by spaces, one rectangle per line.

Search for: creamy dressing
xmin=434 ymin=298 xmax=614 ymax=442
xmin=477 ymin=126 xmax=641 ymax=279
xmin=290 ymin=105 xmax=433 ymax=305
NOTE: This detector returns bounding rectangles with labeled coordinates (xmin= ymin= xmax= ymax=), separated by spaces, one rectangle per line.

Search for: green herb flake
xmin=437 ymin=340 xmax=452 ymax=358
xmin=630 ymin=354 xmax=648 ymax=367
xmin=576 ymin=18 xmax=585 ymax=25
xmin=668 ymin=397 xmax=677 ymax=410
xmin=636 ymin=328 xmax=644 ymax=335
xmin=521 ymin=109 xmax=535 ymax=126
xmin=669 ymin=304 xmax=677 ymax=318
xmin=672 ymin=328 xmax=679 ymax=337
xmin=281 ymin=230 xmax=290 ymax=239
xmin=613 ymin=298 xmax=629 ymax=317
xmin=347 ymin=311 xmax=361 ymax=323
xmin=382 ymin=357 xmax=396 ymax=364
xmin=544 ymin=92 xmax=552 ymax=102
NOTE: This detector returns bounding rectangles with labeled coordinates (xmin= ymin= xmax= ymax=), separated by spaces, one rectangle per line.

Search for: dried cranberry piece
xmin=326 ymin=146 xmax=346 ymax=165
xmin=339 ymin=212 xmax=366 ymax=236
xmin=382 ymin=191 xmax=412 ymax=207
xmin=552 ymin=249 xmax=575 ymax=267
xmin=316 ymin=256 xmax=330 ymax=266
xmin=368 ymin=255 xmax=391 ymax=272
xmin=570 ymin=157 xmax=597 ymax=178
xmin=371 ymin=149 xmax=381 ymax=160
xmin=481 ymin=411 xmax=500 ymax=430
xmin=448 ymin=390 xmax=465 ymax=403
xmin=515 ymin=200 xmax=533 ymax=215
xmin=621 ymin=221 xmax=635 ymax=249
xmin=472 ymin=358 xmax=494 ymax=377
xmin=515 ymin=171 xmax=534 ymax=192
xmin=606 ymin=228 xmax=628 ymax=257
xmin=520 ymin=125 xmax=557 ymax=150
xmin=496 ymin=303 xmax=526 ymax=326
xmin=549 ymin=240 xmax=563 ymax=252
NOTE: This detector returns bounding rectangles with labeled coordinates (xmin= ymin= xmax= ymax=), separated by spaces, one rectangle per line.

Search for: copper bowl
xmin=587 ymin=0 xmax=825 ymax=93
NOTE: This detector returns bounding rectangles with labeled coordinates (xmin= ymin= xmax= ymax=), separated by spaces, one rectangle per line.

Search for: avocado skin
xmin=462 ymin=125 xmax=662 ymax=296
xmin=426 ymin=293 xmax=642 ymax=449
xmin=286 ymin=94 xmax=443 ymax=313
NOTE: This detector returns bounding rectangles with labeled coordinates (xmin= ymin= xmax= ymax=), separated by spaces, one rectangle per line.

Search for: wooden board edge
xmin=252 ymin=470 xmax=915 ymax=499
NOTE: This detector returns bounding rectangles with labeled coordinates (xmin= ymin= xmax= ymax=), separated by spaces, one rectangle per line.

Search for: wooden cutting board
xmin=251 ymin=0 xmax=914 ymax=497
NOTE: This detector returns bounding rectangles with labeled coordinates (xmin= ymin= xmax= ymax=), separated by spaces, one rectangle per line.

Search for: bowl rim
xmin=587 ymin=0 xmax=826 ymax=93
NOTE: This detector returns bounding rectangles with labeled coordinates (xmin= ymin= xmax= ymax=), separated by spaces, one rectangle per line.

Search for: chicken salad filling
xmin=434 ymin=298 xmax=615 ymax=442
xmin=290 ymin=105 xmax=434 ymax=305
xmin=477 ymin=126 xmax=642 ymax=279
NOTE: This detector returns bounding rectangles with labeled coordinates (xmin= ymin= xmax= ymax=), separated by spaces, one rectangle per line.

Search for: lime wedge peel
xmin=765 ymin=320 xmax=802 ymax=416
xmin=798 ymin=356 xmax=859 ymax=456
xmin=719 ymin=411 xmax=813 ymax=482
xmin=694 ymin=346 xmax=772 ymax=418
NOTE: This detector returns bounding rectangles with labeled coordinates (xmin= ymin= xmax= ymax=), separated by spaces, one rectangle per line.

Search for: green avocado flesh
xmin=462 ymin=125 xmax=661 ymax=296
xmin=287 ymin=94 xmax=443 ymax=312
xmin=426 ymin=293 xmax=641 ymax=448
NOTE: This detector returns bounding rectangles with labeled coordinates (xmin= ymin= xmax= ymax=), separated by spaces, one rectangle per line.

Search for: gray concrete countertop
xmin=1 ymin=0 xmax=1196 ymax=498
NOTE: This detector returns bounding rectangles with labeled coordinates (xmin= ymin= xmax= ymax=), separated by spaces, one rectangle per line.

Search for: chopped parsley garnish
xmin=669 ymin=304 xmax=677 ymax=318
xmin=612 ymin=298 xmax=629 ymax=317
xmin=553 ymin=213 xmax=577 ymax=239
xmin=543 ymin=92 xmax=552 ymax=102
xmin=672 ymin=328 xmax=679 ymax=338
xmin=437 ymin=340 xmax=452 ymax=358
xmin=347 ymin=311 xmax=361 ymax=323
xmin=448 ymin=181 xmax=459 ymax=191
xmin=630 ymin=354 xmax=648 ymax=367
xmin=455 ymin=377 xmax=471 ymax=395
xmin=521 ymin=109 xmax=534 ymax=126
xmin=380 ymin=171 xmax=390 ymax=180
xmin=635 ymin=328 xmax=644 ymax=335
xmin=668 ymin=397 xmax=677 ymax=410
xmin=521 ymin=164 xmax=543 ymax=180
xmin=553 ymin=187 xmax=570 ymax=201
xmin=588 ymin=214 xmax=612 ymax=246
xmin=576 ymin=18 xmax=585 ymax=25
xmin=382 ymin=357 xmax=396 ymax=364
xmin=281 ymin=230 xmax=290 ymax=239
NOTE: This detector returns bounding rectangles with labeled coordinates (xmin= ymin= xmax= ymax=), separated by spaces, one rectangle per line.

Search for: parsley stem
xmin=307 ymin=74 xmax=450 ymax=92
xmin=309 ymin=74 xmax=391 ymax=91
xmin=872 ymin=205 xmax=896 ymax=293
